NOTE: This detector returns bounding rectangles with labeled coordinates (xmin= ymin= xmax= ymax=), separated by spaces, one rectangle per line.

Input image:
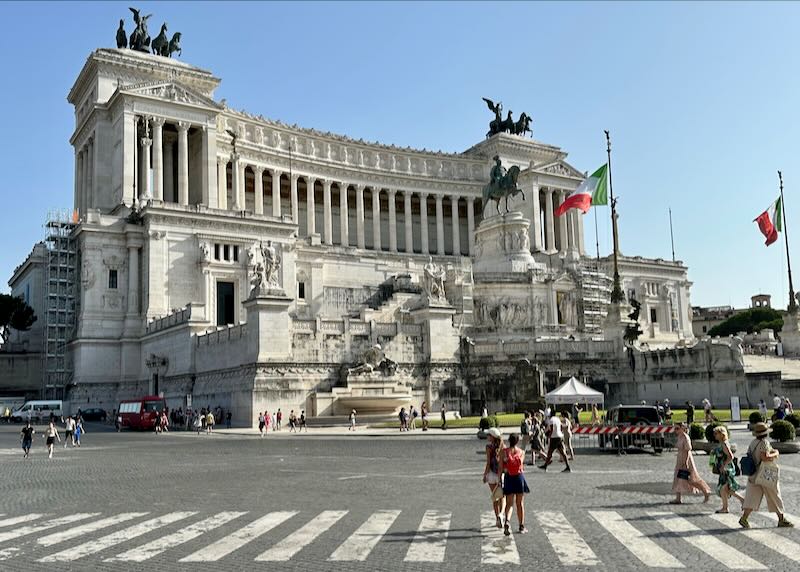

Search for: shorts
xmin=485 ymin=471 xmax=500 ymax=485
xmin=46 ymin=436 xmax=55 ymax=446
xmin=65 ymin=431 xmax=74 ymax=437
xmin=259 ymin=422 xmax=265 ymax=430
xmin=22 ymin=439 xmax=32 ymax=450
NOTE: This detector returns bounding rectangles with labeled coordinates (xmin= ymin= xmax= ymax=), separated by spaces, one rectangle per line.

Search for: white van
xmin=11 ymin=400 xmax=64 ymax=423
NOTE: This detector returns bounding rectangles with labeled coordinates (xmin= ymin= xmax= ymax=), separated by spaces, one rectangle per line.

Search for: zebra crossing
xmin=0 ymin=508 xmax=797 ymax=567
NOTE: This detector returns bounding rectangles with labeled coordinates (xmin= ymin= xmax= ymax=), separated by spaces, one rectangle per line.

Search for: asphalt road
xmin=1 ymin=422 xmax=799 ymax=571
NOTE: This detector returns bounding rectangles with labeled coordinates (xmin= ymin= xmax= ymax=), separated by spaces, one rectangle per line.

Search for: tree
xmin=707 ymin=307 xmax=783 ymax=337
xmin=0 ymin=293 xmax=37 ymax=346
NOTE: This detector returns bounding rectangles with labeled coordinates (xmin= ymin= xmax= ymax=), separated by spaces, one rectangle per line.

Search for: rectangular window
xmin=216 ymin=281 xmax=235 ymax=326
xmin=108 ymin=269 xmax=118 ymax=289
xmin=298 ymin=282 xmax=306 ymax=300
xmin=650 ymin=308 xmax=658 ymax=323
xmin=214 ymin=244 xmax=220 ymax=260
xmin=223 ymin=245 xmax=230 ymax=261
xmin=702 ymin=325 xmax=707 ymax=333
xmin=233 ymin=245 xmax=239 ymax=262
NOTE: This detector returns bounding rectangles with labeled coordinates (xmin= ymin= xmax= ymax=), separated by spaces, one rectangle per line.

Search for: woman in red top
xmin=499 ymin=433 xmax=530 ymax=535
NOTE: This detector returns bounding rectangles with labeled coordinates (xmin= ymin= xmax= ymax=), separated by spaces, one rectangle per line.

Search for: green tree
xmin=707 ymin=307 xmax=783 ymax=337
xmin=0 ymin=294 xmax=37 ymax=346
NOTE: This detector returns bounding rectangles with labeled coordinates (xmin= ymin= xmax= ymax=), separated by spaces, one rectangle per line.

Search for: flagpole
xmin=594 ymin=207 xmax=600 ymax=270
xmin=779 ymin=170 xmax=797 ymax=313
xmin=605 ymin=130 xmax=624 ymax=303
xmin=669 ymin=207 xmax=676 ymax=262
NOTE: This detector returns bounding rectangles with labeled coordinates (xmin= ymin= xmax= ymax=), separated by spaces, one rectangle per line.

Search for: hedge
xmin=705 ymin=421 xmax=726 ymax=443
xmin=748 ymin=411 xmax=764 ymax=425
xmin=771 ymin=420 xmax=796 ymax=442
xmin=784 ymin=413 xmax=800 ymax=429
xmin=689 ymin=423 xmax=705 ymax=441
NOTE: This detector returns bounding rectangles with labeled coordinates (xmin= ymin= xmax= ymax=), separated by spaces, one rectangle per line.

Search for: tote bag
xmin=754 ymin=461 xmax=780 ymax=489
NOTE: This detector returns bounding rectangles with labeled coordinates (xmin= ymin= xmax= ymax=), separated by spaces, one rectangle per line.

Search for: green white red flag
xmin=754 ymin=196 xmax=782 ymax=246
xmin=555 ymin=163 xmax=608 ymax=217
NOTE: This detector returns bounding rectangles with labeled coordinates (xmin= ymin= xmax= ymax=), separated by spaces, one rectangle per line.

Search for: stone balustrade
xmin=145 ymin=304 xmax=193 ymax=334
xmin=196 ymin=323 xmax=248 ymax=346
xmin=473 ymin=338 xmax=617 ymax=360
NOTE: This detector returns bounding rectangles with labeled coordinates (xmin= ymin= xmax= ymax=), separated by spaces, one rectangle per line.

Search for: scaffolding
xmin=579 ymin=265 xmax=613 ymax=334
xmin=43 ymin=210 xmax=77 ymax=399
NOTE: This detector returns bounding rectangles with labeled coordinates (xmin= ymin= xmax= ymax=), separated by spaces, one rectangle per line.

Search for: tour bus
xmin=118 ymin=396 xmax=167 ymax=430
xmin=10 ymin=400 xmax=65 ymax=423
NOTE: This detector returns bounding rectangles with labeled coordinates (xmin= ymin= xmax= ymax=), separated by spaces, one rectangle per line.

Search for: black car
xmin=80 ymin=407 xmax=107 ymax=422
xmin=599 ymin=405 xmax=665 ymax=453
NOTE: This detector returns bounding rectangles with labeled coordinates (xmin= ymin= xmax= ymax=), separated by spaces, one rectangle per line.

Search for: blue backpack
xmin=740 ymin=452 xmax=756 ymax=476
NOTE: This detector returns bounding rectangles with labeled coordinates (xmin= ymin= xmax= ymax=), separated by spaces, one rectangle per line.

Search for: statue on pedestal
xmin=248 ymin=240 xmax=282 ymax=299
xmin=483 ymin=97 xmax=533 ymax=138
xmin=482 ymin=156 xmax=524 ymax=215
xmin=128 ymin=7 xmax=153 ymax=52
xmin=624 ymin=298 xmax=644 ymax=345
xmin=422 ymin=256 xmax=447 ymax=303
xmin=348 ymin=344 xmax=397 ymax=376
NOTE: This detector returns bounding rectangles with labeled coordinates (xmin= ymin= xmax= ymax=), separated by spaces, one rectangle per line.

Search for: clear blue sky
xmin=0 ymin=1 xmax=798 ymax=308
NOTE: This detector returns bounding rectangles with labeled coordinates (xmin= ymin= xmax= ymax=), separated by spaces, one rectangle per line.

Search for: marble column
xmin=323 ymin=179 xmax=333 ymax=245
xmin=122 ymin=112 xmax=136 ymax=206
xmin=403 ymin=191 xmax=413 ymax=254
xmin=151 ymin=118 xmax=164 ymax=201
xmin=290 ymin=174 xmax=299 ymax=224
xmin=545 ymin=189 xmax=556 ymax=253
xmin=163 ymin=138 xmax=175 ymax=202
xmin=531 ymin=181 xmax=542 ymax=252
xmin=467 ymin=197 xmax=475 ymax=255
xmin=85 ymin=143 xmax=92 ymax=211
xmin=74 ymin=150 xmax=82 ymax=213
xmin=450 ymin=196 xmax=461 ymax=256
xmin=435 ymin=194 xmax=445 ymax=255
xmin=388 ymin=189 xmax=398 ymax=252
xmin=87 ymin=138 xmax=94 ymax=209
xmin=139 ymin=130 xmax=151 ymax=201
xmin=253 ymin=166 xmax=264 ymax=215
xmin=420 ymin=193 xmax=429 ymax=254
xmin=306 ymin=176 xmax=316 ymax=236
xmin=372 ymin=186 xmax=382 ymax=251
xmin=356 ymin=184 xmax=366 ymax=249
xmin=126 ymin=244 xmax=140 ymax=317
xmin=557 ymin=190 xmax=568 ymax=254
xmin=272 ymin=169 xmax=282 ymax=218
xmin=216 ymin=157 xmax=227 ymax=210
xmin=230 ymin=154 xmax=241 ymax=210
xmin=177 ymin=122 xmax=189 ymax=206
xmin=339 ymin=183 xmax=349 ymax=246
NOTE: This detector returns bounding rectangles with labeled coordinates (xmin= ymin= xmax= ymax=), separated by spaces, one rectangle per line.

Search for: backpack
xmin=740 ymin=452 xmax=756 ymax=476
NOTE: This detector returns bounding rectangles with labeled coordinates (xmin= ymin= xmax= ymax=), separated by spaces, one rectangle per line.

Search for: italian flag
xmin=754 ymin=196 xmax=782 ymax=246
xmin=555 ymin=163 xmax=609 ymax=217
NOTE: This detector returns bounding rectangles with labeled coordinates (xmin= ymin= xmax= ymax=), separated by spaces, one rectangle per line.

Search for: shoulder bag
xmin=754 ymin=460 xmax=780 ymax=489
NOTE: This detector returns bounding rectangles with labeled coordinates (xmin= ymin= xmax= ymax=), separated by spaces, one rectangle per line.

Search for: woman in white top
xmin=44 ymin=421 xmax=60 ymax=459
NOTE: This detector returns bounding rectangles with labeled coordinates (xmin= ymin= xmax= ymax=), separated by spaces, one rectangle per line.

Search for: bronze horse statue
xmin=168 ymin=32 xmax=182 ymax=57
xmin=151 ymin=23 xmax=169 ymax=56
xmin=482 ymin=165 xmax=524 ymax=214
xmin=512 ymin=112 xmax=533 ymax=137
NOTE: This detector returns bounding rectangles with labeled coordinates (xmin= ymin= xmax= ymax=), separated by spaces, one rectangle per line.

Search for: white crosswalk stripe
xmin=404 ymin=510 xmax=451 ymax=562
xmin=0 ymin=513 xmax=98 ymax=544
xmin=590 ymin=510 xmax=684 ymax=568
xmin=256 ymin=510 xmax=347 ymax=561
xmin=480 ymin=511 xmax=519 ymax=564
xmin=536 ymin=510 xmax=600 ymax=566
xmin=105 ymin=511 xmax=246 ymax=562
xmin=38 ymin=511 xmax=197 ymax=562
xmin=182 ymin=511 xmax=298 ymax=562
xmin=37 ymin=513 xmax=150 ymax=547
xmin=710 ymin=513 xmax=800 ymax=562
xmin=648 ymin=512 xmax=767 ymax=570
xmin=0 ymin=514 xmax=44 ymax=529
xmin=328 ymin=509 xmax=400 ymax=561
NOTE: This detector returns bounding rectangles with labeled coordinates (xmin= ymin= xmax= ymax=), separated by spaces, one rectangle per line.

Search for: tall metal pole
xmin=779 ymin=171 xmax=797 ymax=313
xmin=605 ymin=130 xmax=624 ymax=303
xmin=594 ymin=207 xmax=600 ymax=271
xmin=669 ymin=207 xmax=676 ymax=262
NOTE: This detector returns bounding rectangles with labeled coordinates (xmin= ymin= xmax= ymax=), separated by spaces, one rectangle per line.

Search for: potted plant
xmin=748 ymin=411 xmax=764 ymax=430
xmin=771 ymin=420 xmax=800 ymax=453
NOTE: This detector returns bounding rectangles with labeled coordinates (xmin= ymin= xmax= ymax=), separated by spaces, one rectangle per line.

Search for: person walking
xmin=440 ymin=403 xmax=447 ymax=430
xmin=483 ymin=427 xmax=505 ymax=529
xmin=206 ymin=410 xmax=215 ymax=434
xmin=529 ymin=413 xmax=545 ymax=466
xmin=670 ymin=423 xmax=711 ymax=504
xmin=44 ymin=421 xmax=60 ymax=459
xmin=758 ymin=399 xmax=768 ymax=421
xmin=20 ymin=421 xmax=35 ymax=458
xmin=519 ymin=412 xmax=531 ymax=457
xmin=421 ymin=402 xmax=429 ymax=431
xmin=276 ymin=409 xmax=283 ymax=430
xmin=702 ymin=399 xmax=713 ymax=423
xmin=288 ymin=410 xmax=297 ymax=433
xmin=193 ymin=410 xmax=202 ymax=434
xmin=686 ymin=401 xmax=695 ymax=425
xmin=74 ymin=418 xmax=84 ymax=447
xmin=409 ymin=405 xmax=418 ymax=430
xmin=711 ymin=426 xmax=743 ymax=513
xmin=562 ymin=412 xmax=575 ymax=461
xmin=264 ymin=410 xmax=271 ymax=433
xmin=500 ymin=433 xmax=530 ymax=535
xmin=299 ymin=410 xmax=307 ymax=432
xmin=258 ymin=412 xmax=266 ymax=436
xmin=740 ymin=422 xmax=794 ymax=528
xmin=539 ymin=411 xmax=571 ymax=472
xmin=398 ymin=407 xmax=407 ymax=432
xmin=115 ymin=410 xmax=122 ymax=432
xmin=590 ymin=403 xmax=600 ymax=425
xmin=226 ymin=410 xmax=232 ymax=429
xmin=348 ymin=409 xmax=357 ymax=431
xmin=271 ymin=411 xmax=277 ymax=431
xmin=63 ymin=416 xmax=75 ymax=448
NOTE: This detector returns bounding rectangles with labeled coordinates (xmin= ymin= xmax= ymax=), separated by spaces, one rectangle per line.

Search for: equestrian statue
xmin=117 ymin=8 xmax=182 ymax=57
xmin=482 ymin=155 xmax=524 ymax=215
xmin=483 ymin=97 xmax=533 ymax=138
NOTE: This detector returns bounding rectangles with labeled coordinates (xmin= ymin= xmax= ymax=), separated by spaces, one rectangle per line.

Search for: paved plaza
xmin=0 ymin=423 xmax=798 ymax=571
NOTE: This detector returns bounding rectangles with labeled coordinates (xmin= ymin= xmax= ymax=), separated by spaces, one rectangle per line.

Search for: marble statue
xmin=422 ymin=256 xmax=447 ymax=302
xmin=261 ymin=240 xmax=279 ymax=287
xmin=199 ymin=241 xmax=210 ymax=263
xmin=347 ymin=343 xmax=397 ymax=376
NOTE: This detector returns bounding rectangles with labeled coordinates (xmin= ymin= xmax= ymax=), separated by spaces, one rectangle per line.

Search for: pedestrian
xmin=265 ymin=410 xmax=271 ymax=433
xmin=200 ymin=408 xmax=207 ymax=431
xmin=711 ymin=426 xmax=744 ymax=513
xmin=544 ymin=404 xmax=552 ymax=419
xmin=562 ymin=412 xmax=575 ymax=461
xmin=500 ymin=433 xmax=530 ymax=535
xmin=529 ymin=412 xmax=545 ymax=466
xmin=702 ymin=398 xmax=712 ymax=423
xmin=686 ymin=401 xmax=695 ymax=425
xmin=271 ymin=411 xmax=277 ymax=431
xmin=590 ymin=403 xmax=600 ymax=425
xmin=483 ymin=427 xmax=505 ymax=529
xmin=20 ymin=421 xmax=34 ymax=458
xmin=300 ymin=410 xmax=307 ymax=432
xmin=288 ymin=410 xmax=297 ymax=433
xmin=206 ymin=410 xmax=215 ymax=433
xmin=519 ymin=411 xmax=531 ymax=456
xmin=440 ymin=403 xmax=447 ymax=430
xmin=539 ymin=410 xmax=571 ymax=472
xmin=349 ymin=409 xmax=357 ymax=431
xmin=43 ymin=421 xmax=60 ymax=459
xmin=74 ymin=418 xmax=84 ymax=447
xmin=421 ymin=401 xmax=429 ymax=431
xmin=409 ymin=405 xmax=418 ymax=430
xmin=740 ymin=422 xmax=794 ymax=528
xmin=772 ymin=394 xmax=782 ymax=420
xmin=398 ymin=407 xmax=407 ymax=432
xmin=786 ymin=397 xmax=794 ymax=415
xmin=63 ymin=416 xmax=75 ymax=448
xmin=571 ymin=403 xmax=582 ymax=424
xmin=276 ymin=409 xmax=283 ymax=430
xmin=226 ymin=410 xmax=232 ymax=429
xmin=115 ymin=411 xmax=122 ymax=432
xmin=258 ymin=412 xmax=266 ymax=436
xmin=758 ymin=399 xmax=768 ymax=420
xmin=670 ymin=423 xmax=711 ymax=504
xmin=481 ymin=404 xmax=488 ymax=419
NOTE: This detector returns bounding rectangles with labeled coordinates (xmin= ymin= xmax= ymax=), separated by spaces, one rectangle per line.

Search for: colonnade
xmin=74 ymin=137 xmax=94 ymax=215
xmin=530 ymin=186 xmax=585 ymax=257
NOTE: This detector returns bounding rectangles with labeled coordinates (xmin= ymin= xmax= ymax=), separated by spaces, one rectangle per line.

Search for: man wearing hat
xmin=739 ymin=422 xmax=793 ymax=528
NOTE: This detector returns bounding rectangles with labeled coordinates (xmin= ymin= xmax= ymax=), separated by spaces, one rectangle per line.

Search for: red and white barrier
xmin=572 ymin=425 xmax=676 ymax=435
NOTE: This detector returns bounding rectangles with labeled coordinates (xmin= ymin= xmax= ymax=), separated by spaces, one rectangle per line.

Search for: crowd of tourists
xmin=256 ymin=408 xmax=307 ymax=435
xmin=19 ymin=412 xmax=86 ymax=460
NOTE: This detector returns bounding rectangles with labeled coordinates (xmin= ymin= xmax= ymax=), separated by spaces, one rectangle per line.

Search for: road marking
xmin=0 ymin=513 xmax=98 ymax=544
xmin=39 ymin=511 xmax=196 ymax=562
xmin=648 ymin=512 xmax=766 ymax=570
xmin=536 ymin=511 xmax=600 ymax=566
xmin=710 ymin=513 xmax=800 ymax=563
xmin=480 ymin=511 xmax=520 ymax=565
xmin=405 ymin=510 xmax=451 ymax=562
xmin=780 ymin=466 xmax=800 ymax=474
xmin=256 ymin=510 xmax=348 ymax=561
xmin=105 ymin=511 xmax=245 ymax=562
xmin=0 ymin=514 xmax=44 ymax=529
xmin=337 ymin=475 xmax=367 ymax=480
xmin=328 ymin=509 xmax=400 ymax=561
xmin=590 ymin=510 xmax=684 ymax=568
xmin=180 ymin=511 xmax=298 ymax=562
xmin=760 ymin=511 xmax=798 ymax=523
xmin=37 ymin=513 xmax=149 ymax=547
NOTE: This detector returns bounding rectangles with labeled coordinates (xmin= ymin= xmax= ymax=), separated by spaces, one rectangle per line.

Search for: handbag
xmin=740 ymin=453 xmax=756 ymax=476
xmin=754 ymin=461 xmax=780 ymax=489
xmin=491 ymin=485 xmax=504 ymax=502
xmin=732 ymin=457 xmax=742 ymax=477
xmin=677 ymin=469 xmax=691 ymax=480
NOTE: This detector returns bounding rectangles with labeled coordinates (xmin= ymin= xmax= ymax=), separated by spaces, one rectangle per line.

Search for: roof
xmin=545 ymin=377 xmax=604 ymax=404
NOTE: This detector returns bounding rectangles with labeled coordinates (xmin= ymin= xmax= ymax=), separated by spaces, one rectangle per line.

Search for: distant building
xmin=692 ymin=293 xmax=777 ymax=338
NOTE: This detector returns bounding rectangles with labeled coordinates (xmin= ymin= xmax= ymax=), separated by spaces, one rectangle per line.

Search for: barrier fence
xmin=568 ymin=425 xmax=677 ymax=455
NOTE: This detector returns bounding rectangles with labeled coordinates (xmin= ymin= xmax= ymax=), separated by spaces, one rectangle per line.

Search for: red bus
xmin=118 ymin=396 xmax=166 ymax=430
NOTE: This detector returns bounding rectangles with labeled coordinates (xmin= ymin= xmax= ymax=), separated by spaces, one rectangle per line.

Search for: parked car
xmin=80 ymin=407 xmax=107 ymax=422
xmin=599 ymin=405 xmax=665 ymax=453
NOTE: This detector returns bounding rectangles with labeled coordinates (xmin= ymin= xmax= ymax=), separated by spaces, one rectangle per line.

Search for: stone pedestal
xmin=412 ymin=302 xmax=459 ymax=361
xmin=473 ymin=211 xmax=544 ymax=274
xmin=244 ymin=293 xmax=293 ymax=362
xmin=602 ymin=301 xmax=633 ymax=347
xmin=781 ymin=311 xmax=800 ymax=356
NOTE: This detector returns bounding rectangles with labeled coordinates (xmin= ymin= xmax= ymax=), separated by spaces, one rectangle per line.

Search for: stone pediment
xmin=122 ymin=81 xmax=222 ymax=110
xmin=534 ymin=160 xmax=585 ymax=179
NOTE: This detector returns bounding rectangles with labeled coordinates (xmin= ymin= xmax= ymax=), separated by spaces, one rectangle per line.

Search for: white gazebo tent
xmin=545 ymin=376 xmax=604 ymax=408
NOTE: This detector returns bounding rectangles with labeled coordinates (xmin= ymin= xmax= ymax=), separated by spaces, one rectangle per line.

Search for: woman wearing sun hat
xmin=483 ymin=427 xmax=505 ymax=528
xmin=739 ymin=422 xmax=793 ymax=529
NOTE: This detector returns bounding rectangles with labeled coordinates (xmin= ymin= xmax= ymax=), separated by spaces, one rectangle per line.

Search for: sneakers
xmin=538 ymin=465 xmax=548 ymax=472
xmin=495 ymin=516 xmax=502 ymax=529
xmin=562 ymin=467 xmax=572 ymax=473
xmin=518 ymin=525 xmax=528 ymax=534
xmin=738 ymin=516 xmax=750 ymax=529
xmin=778 ymin=518 xmax=795 ymax=528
